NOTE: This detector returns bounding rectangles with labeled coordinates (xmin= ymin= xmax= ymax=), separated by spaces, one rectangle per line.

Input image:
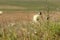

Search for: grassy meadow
xmin=0 ymin=0 xmax=60 ymax=11
xmin=0 ymin=17 xmax=60 ymax=40
xmin=0 ymin=0 xmax=60 ymax=40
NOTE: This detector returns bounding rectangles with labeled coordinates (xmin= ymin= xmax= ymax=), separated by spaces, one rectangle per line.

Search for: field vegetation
xmin=0 ymin=0 xmax=60 ymax=40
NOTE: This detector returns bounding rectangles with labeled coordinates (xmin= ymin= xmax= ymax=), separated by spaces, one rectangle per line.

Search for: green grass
xmin=0 ymin=15 xmax=60 ymax=40
xmin=0 ymin=20 xmax=60 ymax=40
xmin=0 ymin=0 xmax=60 ymax=11
xmin=0 ymin=1 xmax=46 ymax=11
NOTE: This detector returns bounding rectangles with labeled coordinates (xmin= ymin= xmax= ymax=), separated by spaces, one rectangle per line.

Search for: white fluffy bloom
xmin=0 ymin=11 xmax=3 ymax=14
xmin=33 ymin=14 xmax=40 ymax=23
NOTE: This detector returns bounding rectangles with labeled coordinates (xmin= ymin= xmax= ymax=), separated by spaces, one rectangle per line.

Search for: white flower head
xmin=0 ymin=11 xmax=3 ymax=14
xmin=33 ymin=12 xmax=40 ymax=23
